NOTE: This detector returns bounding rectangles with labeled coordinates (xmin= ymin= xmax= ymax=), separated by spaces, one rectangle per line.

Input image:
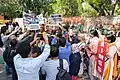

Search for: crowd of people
xmin=0 ymin=22 xmax=120 ymax=80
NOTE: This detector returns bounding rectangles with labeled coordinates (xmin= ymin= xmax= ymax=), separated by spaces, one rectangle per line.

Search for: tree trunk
xmin=89 ymin=4 xmax=100 ymax=13
xmin=89 ymin=3 xmax=106 ymax=16
xmin=103 ymin=6 xmax=110 ymax=15
xmin=111 ymin=0 xmax=119 ymax=15
xmin=99 ymin=7 xmax=106 ymax=16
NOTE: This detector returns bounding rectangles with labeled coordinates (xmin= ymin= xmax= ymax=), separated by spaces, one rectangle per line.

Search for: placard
xmin=23 ymin=12 xmax=41 ymax=30
xmin=36 ymin=14 xmax=44 ymax=24
xmin=51 ymin=14 xmax=62 ymax=24
xmin=96 ymin=41 xmax=107 ymax=75
xmin=14 ymin=18 xmax=23 ymax=27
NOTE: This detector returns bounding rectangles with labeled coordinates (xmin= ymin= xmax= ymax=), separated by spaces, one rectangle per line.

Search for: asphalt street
xmin=0 ymin=64 xmax=12 ymax=80
xmin=0 ymin=64 xmax=90 ymax=80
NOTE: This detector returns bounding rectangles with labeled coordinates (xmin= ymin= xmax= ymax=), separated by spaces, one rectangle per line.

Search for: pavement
xmin=0 ymin=64 xmax=90 ymax=80
xmin=0 ymin=64 xmax=12 ymax=80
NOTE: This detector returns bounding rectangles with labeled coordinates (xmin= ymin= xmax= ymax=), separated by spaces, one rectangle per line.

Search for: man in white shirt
xmin=41 ymin=45 xmax=69 ymax=80
xmin=14 ymin=33 xmax=50 ymax=80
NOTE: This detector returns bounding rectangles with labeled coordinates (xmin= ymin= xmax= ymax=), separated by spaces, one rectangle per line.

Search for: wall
xmin=0 ymin=15 xmax=4 ymax=20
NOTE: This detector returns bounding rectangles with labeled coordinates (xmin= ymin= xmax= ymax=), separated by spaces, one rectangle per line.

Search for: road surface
xmin=0 ymin=64 xmax=12 ymax=80
xmin=0 ymin=64 xmax=90 ymax=80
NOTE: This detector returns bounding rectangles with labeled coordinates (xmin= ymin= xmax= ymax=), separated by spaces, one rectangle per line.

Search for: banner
xmin=23 ymin=12 xmax=44 ymax=30
xmin=51 ymin=14 xmax=62 ymax=24
xmin=36 ymin=14 xmax=44 ymax=24
xmin=14 ymin=18 xmax=23 ymax=27
xmin=96 ymin=41 xmax=107 ymax=75
xmin=23 ymin=12 xmax=32 ymax=27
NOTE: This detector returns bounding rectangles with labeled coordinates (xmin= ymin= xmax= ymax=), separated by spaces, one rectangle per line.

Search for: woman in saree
xmin=103 ymin=34 xmax=119 ymax=80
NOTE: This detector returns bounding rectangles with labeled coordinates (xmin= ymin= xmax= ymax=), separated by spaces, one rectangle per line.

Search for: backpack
xmin=69 ymin=52 xmax=81 ymax=76
xmin=3 ymin=46 xmax=16 ymax=67
xmin=56 ymin=59 xmax=72 ymax=80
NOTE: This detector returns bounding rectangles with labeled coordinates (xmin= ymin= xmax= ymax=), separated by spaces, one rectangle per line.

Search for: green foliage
xmin=20 ymin=0 xmax=56 ymax=16
xmin=52 ymin=0 xmax=120 ymax=16
xmin=52 ymin=0 xmax=83 ymax=16
xmin=0 ymin=0 xmax=23 ymax=19
xmin=0 ymin=0 xmax=120 ymax=19
xmin=115 ymin=1 xmax=120 ymax=15
xmin=84 ymin=0 xmax=120 ymax=16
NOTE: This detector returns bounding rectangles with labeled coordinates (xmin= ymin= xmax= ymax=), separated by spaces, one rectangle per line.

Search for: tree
xmin=20 ymin=0 xmax=56 ymax=16
xmin=0 ymin=0 xmax=22 ymax=19
xmin=80 ymin=1 xmax=98 ymax=16
xmin=83 ymin=0 xmax=120 ymax=16
xmin=0 ymin=0 xmax=120 ymax=19
xmin=52 ymin=0 xmax=120 ymax=16
xmin=52 ymin=0 xmax=81 ymax=16
xmin=115 ymin=1 xmax=120 ymax=15
xmin=0 ymin=0 xmax=56 ymax=19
